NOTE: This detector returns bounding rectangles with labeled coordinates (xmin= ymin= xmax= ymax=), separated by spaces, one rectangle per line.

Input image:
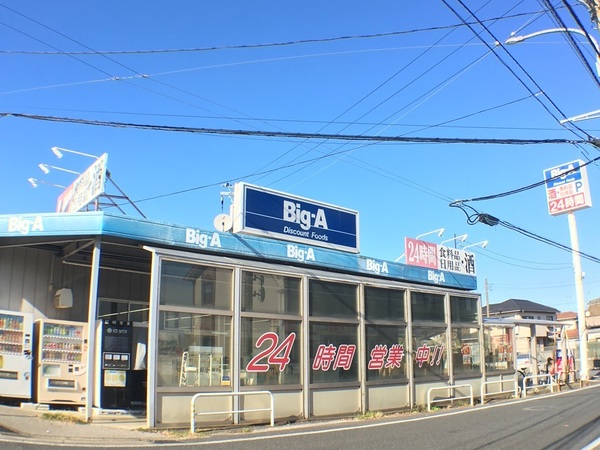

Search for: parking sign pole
xmin=568 ymin=211 xmax=589 ymax=382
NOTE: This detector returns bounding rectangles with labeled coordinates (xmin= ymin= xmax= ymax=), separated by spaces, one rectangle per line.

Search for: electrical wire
xmin=264 ymin=2 xmax=543 ymax=188
xmin=450 ymin=201 xmax=600 ymax=264
xmin=0 ymin=5 xmax=260 ymax=130
xmin=0 ymin=9 xmax=565 ymax=55
xmin=9 ymin=104 xmax=594 ymax=133
xmin=452 ymin=152 xmax=600 ymax=204
xmin=257 ymin=5 xmax=495 ymax=187
xmin=559 ymin=0 xmax=600 ymax=61
xmin=1 ymin=112 xmax=590 ymax=145
xmin=444 ymin=0 xmax=594 ymax=142
xmin=538 ymin=0 xmax=600 ymax=88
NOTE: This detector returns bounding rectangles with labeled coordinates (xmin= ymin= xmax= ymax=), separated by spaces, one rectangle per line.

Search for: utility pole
xmin=484 ymin=278 xmax=490 ymax=318
xmin=579 ymin=0 xmax=600 ymax=28
xmin=568 ymin=212 xmax=589 ymax=382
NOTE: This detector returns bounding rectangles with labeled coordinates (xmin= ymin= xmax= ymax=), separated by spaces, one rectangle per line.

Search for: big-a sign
xmin=543 ymin=160 xmax=592 ymax=216
xmin=232 ymin=182 xmax=359 ymax=253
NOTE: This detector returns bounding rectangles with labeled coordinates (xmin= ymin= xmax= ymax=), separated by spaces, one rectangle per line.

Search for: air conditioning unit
xmin=53 ymin=288 xmax=73 ymax=309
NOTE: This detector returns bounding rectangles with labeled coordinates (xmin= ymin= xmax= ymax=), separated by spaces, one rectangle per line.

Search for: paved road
xmin=5 ymin=384 xmax=600 ymax=449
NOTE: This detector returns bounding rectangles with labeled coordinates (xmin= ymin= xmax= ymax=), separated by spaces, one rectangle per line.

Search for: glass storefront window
xmin=365 ymin=287 xmax=405 ymax=321
xmin=450 ymin=296 xmax=479 ymax=324
xmin=411 ymin=292 xmax=445 ymax=322
xmin=309 ymin=322 xmax=358 ymax=383
xmin=159 ymin=260 xmax=232 ymax=310
xmin=412 ymin=326 xmax=447 ymax=379
xmin=451 ymin=327 xmax=481 ymax=375
xmin=365 ymin=325 xmax=407 ymax=381
xmin=241 ymin=271 xmax=301 ymax=315
xmin=483 ymin=326 xmax=514 ymax=372
xmin=157 ymin=311 xmax=231 ymax=387
xmin=240 ymin=318 xmax=301 ymax=386
xmin=309 ymin=280 xmax=357 ymax=319
xmin=98 ymin=299 xmax=149 ymax=323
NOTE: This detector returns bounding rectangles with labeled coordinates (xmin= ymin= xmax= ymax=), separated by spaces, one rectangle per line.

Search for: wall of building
xmin=0 ymin=246 xmax=150 ymax=322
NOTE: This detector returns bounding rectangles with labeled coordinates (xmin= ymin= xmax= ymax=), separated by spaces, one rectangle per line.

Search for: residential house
xmin=487 ymin=299 xmax=560 ymax=358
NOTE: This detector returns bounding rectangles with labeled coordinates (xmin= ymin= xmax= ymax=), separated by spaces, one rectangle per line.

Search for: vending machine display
xmin=0 ymin=310 xmax=33 ymax=400
xmin=94 ymin=320 xmax=133 ymax=410
xmin=34 ymin=319 xmax=88 ymax=405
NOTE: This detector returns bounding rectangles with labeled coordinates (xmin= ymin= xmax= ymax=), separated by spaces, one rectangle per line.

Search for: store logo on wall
xmin=7 ymin=216 xmax=44 ymax=234
xmin=185 ymin=228 xmax=222 ymax=249
xmin=232 ymin=182 xmax=359 ymax=253
xmin=287 ymin=244 xmax=315 ymax=262
xmin=364 ymin=258 xmax=388 ymax=275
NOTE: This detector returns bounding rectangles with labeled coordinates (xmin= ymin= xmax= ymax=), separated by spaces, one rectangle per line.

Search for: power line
xmin=0 ymin=4 xmax=143 ymax=78
xmin=1 ymin=112 xmax=590 ymax=145
xmin=0 ymin=3 xmax=329 ymax=164
xmin=9 ymin=104 xmax=589 ymax=132
xmin=444 ymin=0 xmax=594 ymax=142
xmin=539 ymin=0 xmax=600 ymax=88
xmin=451 ymin=152 xmax=600 ymax=204
xmin=450 ymin=201 xmax=600 ymax=264
xmin=256 ymin=3 xmax=496 ymax=187
xmin=0 ymin=9 xmax=563 ymax=55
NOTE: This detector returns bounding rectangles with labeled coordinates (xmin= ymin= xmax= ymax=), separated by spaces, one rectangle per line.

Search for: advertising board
xmin=543 ymin=159 xmax=592 ymax=216
xmin=56 ymin=153 xmax=108 ymax=213
xmin=232 ymin=182 xmax=359 ymax=253
xmin=404 ymin=237 xmax=476 ymax=276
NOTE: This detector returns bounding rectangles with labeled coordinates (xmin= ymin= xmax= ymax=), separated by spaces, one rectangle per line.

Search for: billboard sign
xmin=232 ymin=182 xmax=359 ymax=253
xmin=405 ymin=237 xmax=438 ymax=269
xmin=56 ymin=153 xmax=108 ymax=213
xmin=405 ymin=237 xmax=476 ymax=276
xmin=543 ymin=159 xmax=592 ymax=216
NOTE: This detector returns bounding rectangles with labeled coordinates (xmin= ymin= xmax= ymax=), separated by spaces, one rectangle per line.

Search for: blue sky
xmin=2 ymin=1 xmax=600 ymax=312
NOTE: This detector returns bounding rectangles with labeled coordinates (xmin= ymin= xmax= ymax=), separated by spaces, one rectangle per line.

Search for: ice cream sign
xmin=543 ymin=160 xmax=592 ymax=216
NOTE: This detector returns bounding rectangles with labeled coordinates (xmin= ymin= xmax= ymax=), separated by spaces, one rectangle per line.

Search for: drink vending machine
xmin=0 ymin=310 xmax=33 ymax=400
xmin=94 ymin=320 xmax=133 ymax=409
xmin=34 ymin=319 xmax=88 ymax=405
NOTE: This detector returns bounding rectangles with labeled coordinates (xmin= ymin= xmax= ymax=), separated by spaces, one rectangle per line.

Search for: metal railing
xmin=521 ymin=374 xmax=557 ymax=397
xmin=427 ymin=384 xmax=474 ymax=411
xmin=480 ymin=379 xmax=519 ymax=403
xmin=190 ymin=390 xmax=274 ymax=433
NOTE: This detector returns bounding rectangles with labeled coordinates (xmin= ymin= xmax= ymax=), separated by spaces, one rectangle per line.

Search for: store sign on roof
xmin=232 ymin=183 xmax=359 ymax=253
xmin=404 ymin=237 xmax=476 ymax=276
xmin=543 ymin=160 xmax=592 ymax=216
xmin=56 ymin=153 xmax=108 ymax=213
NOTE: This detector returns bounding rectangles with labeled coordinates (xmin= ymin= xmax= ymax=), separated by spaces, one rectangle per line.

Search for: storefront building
xmin=0 ymin=184 xmax=506 ymax=428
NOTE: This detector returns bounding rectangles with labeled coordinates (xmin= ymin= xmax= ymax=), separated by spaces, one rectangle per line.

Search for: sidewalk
xmin=0 ymin=403 xmax=176 ymax=445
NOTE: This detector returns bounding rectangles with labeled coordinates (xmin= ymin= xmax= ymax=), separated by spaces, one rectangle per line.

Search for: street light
xmin=38 ymin=163 xmax=81 ymax=176
xmin=394 ymin=228 xmax=445 ymax=262
xmin=416 ymin=227 xmax=445 ymax=240
xmin=440 ymin=234 xmax=468 ymax=247
xmin=27 ymin=178 xmax=66 ymax=189
xmin=51 ymin=146 xmax=99 ymax=160
xmin=505 ymin=27 xmax=600 ymax=77
xmin=461 ymin=240 xmax=489 ymax=252
xmin=508 ymin=29 xmax=595 ymax=379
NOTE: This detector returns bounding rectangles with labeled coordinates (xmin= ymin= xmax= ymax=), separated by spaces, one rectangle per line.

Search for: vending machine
xmin=34 ymin=319 xmax=88 ymax=405
xmin=0 ymin=310 xmax=33 ymax=400
xmin=94 ymin=320 xmax=133 ymax=410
